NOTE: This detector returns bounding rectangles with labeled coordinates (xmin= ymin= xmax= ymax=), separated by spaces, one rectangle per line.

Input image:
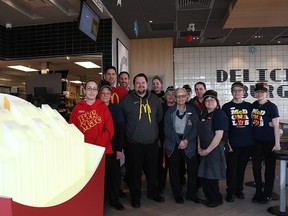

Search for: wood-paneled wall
xmin=129 ymin=38 xmax=174 ymax=89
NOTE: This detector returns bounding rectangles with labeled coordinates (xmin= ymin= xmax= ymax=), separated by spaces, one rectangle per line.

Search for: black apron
xmin=197 ymin=113 xmax=226 ymax=180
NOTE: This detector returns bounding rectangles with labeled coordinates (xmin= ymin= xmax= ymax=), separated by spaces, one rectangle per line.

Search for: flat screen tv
xmin=79 ymin=1 xmax=100 ymax=42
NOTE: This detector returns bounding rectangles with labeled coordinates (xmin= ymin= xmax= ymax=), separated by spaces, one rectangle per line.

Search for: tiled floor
xmin=104 ymin=161 xmax=286 ymax=216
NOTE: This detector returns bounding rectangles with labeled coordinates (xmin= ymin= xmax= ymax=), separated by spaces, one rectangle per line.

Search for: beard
xmin=136 ymin=88 xmax=146 ymax=95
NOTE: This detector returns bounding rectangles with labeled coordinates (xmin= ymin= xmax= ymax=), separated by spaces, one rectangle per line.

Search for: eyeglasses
xmin=86 ymin=87 xmax=98 ymax=92
xmin=176 ymin=94 xmax=187 ymax=99
xmin=232 ymin=89 xmax=243 ymax=93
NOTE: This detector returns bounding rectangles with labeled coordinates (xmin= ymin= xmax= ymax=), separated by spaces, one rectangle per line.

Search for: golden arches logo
xmin=110 ymin=93 xmax=120 ymax=104
xmin=139 ymin=100 xmax=152 ymax=123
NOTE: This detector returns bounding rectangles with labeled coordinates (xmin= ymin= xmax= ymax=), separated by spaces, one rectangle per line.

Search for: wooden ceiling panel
xmin=224 ymin=0 xmax=288 ymax=28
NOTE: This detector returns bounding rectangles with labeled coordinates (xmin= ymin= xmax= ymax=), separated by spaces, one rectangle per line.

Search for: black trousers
xmin=126 ymin=141 xmax=159 ymax=201
xmin=105 ymin=153 xmax=121 ymax=205
xmin=201 ymin=178 xmax=223 ymax=202
xmin=168 ymin=147 xmax=198 ymax=198
xmin=226 ymin=145 xmax=253 ymax=195
xmin=252 ymin=139 xmax=276 ymax=198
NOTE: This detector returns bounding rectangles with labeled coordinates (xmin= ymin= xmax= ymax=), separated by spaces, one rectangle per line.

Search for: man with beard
xmin=118 ymin=71 xmax=131 ymax=92
xmin=120 ymin=73 xmax=164 ymax=208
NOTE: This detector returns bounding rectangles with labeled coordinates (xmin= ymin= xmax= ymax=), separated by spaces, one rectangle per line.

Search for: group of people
xmin=68 ymin=66 xmax=281 ymax=211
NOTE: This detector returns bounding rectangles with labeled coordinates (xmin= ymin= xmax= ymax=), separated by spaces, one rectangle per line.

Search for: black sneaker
xmin=235 ymin=192 xmax=245 ymax=199
xmin=226 ymin=193 xmax=234 ymax=203
xmin=260 ymin=196 xmax=272 ymax=204
xmin=252 ymin=195 xmax=261 ymax=203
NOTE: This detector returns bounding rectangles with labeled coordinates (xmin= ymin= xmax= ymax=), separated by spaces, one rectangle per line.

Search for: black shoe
xmin=119 ymin=190 xmax=126 ymax=198
xmin=148 ymin=195 xmax=165 ymax=203
xmin=226 ymin=193 xmax=234 ymax=203
xmin=175 ymin=196 xmax=184 ymax=204
xmin=205 ymin=200 xmax=223 ymax=208
xmin=252 ymin=195 xmax=261 ymax=203
xmin=235 ymin=192 xmax=245 ymax=199
xmin=131 ymin=200 xmax=140 ymax=208
xmin=186 ymin=196 xmax=203 ymax=204
xmin=259 ymin=196 xmax=272 ymax=204
xmin=111 ymin=202 xmax=124 ymax=210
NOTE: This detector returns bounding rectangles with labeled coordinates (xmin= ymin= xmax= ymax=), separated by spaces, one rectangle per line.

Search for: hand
xmin=198 ymin=148 xmax=209 ymax=156
xmin=272 ymin=145 xmax=281 ymax=151
xmin=116 ymin=151 xmax=123 ymax=160
xmin=178 ymin=140 xmax=187 ymax=149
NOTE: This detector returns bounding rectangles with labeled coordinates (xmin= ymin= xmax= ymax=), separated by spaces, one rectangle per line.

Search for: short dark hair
xmin=152 ymin=75 xmax=163 ymax=84
xmin=194 ymin=81 xmax=206 ymax=90
xmin=118 ymin=71 xmax=130 ymax=79
xmin=133 ymin=73 xmax=148 ymax=85
xmin=104 ymin=66 xmax=117 ymax=75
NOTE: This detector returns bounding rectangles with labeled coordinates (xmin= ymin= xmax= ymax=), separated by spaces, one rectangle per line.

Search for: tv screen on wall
xmin=79 ymin=1 xmax=100 ymax=42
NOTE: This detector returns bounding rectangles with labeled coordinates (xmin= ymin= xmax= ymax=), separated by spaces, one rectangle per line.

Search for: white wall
xmin=112 ymin=19 xmax=130 ymax=72
xmin=174 ymin=45 xmax=288 ymax=119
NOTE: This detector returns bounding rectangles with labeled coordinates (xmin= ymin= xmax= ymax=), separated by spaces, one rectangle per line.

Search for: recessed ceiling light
xmin=149 ymin=20 xmax=153 ymax=23
xmin=70 ymin=80 xmax=82 ymax=84
xmin=0 ymin=78 xmax=12 ymax=81
xmin=237 ymin=41 xmax=241 ymax=45
xmin=7 ymin=65 xmax=38 ymax=72
xmin=74 ymin=61 xmax=100 ymax=69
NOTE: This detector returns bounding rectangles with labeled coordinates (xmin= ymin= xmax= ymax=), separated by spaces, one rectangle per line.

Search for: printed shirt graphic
xmin=78 ymin=110 xmax=102 ymax=132
xmin=251 ymin=100 xmax=279 ymax=140
xmin=110 ymin=86 xmax=128 ymax=104
xmin=251 ymin=109 xmax=265 ymax=127
xmin=230 ymin=108 xmax=250 ymax=127
xmin=222 ymin=101 xmax=253 ymax=147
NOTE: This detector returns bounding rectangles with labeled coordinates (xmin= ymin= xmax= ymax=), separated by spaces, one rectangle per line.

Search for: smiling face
xmin=194 ymin=83 xmax=206 ymax=100
xmin=104 ymin=68 xmax=117 ymax=86
xmin=84 ymin=81 xmax=98 ymax=102
xmin=152 ymin=78 xmax=162 ymax=94
xmin=119 ymin=73 xmax=130 ymax=89
xmin=165 ymin=90 xmax=176 ymax=105
xmin=98 ymin=87 xmax=111 ymax=105
xmin=175 ymin=88 xmax=187 ymax=106
xmin=255 ymin=90 xmax=268 ymax=102
xmin=232 ymin=86 xmax=244 ymax=101
xmin=204 ymin=96 xmax=217 ymax=112
xmin=134 ymin=76 xmax=148 ymax=96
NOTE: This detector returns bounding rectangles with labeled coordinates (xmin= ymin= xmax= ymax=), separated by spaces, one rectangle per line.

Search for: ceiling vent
xmin=179 ymin=30 xmax=201 ymax=37
xmin=201 ymin=36 xmax=225 ymax=44
xmin=178 ymin=0 xmax=212 ymax=10
xmin=150 ymin=22 xmax=174 ymax=31
xmin=275 ymin=36 xmax=288 ymax=42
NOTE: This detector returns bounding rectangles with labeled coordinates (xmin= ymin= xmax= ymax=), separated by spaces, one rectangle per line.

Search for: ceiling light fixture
xmin=7 ymin=65 xmax=38 ymax=72
xmin=74 ymin=61 xmax=101 ymax=69
xmin=70 ymin=80 xmax=82 ymax=84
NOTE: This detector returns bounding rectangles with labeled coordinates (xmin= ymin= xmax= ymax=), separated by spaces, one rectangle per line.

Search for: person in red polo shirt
xmin=104 ymin=66 xmax=128 ymax=104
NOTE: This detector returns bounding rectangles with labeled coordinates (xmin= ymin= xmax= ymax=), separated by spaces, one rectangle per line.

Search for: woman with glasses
xmin=164 ymin=88 xmax=201 ymax=204
xmin=69 ymin=80 xmax=114 ymax=155
xmin=198 ymin=90 xmax=228 ymax=208
xmin=222 ymin=82 xmax=254 ymax=203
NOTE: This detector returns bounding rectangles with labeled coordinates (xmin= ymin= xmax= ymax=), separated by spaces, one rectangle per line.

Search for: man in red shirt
xmin=104 ymin=66 xmax=128 ymax=104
